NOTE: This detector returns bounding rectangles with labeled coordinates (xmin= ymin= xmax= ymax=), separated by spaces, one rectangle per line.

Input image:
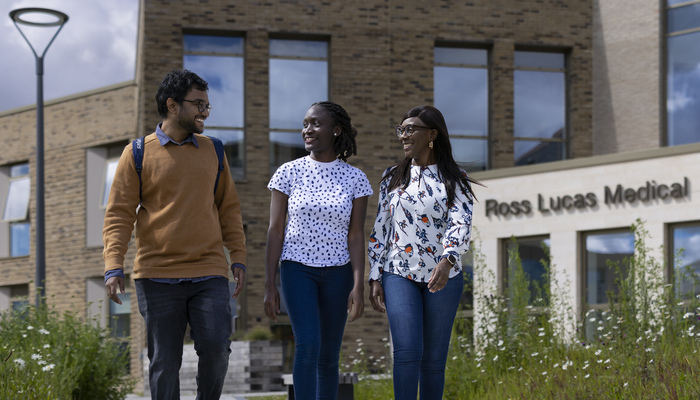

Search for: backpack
xmin=131 ymin=135 xmax=225 ymax=203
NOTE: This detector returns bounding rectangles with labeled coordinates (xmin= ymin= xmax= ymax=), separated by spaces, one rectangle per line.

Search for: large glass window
xmin=583 ymin=230 xmax=635 ymax=307
xmin=434 ymin=47 xmax=489 ymax=172
xmin=504 ymin=236 xmax=551 ymax=306
xmin=269 ymin=38 xmax=328 ymax=174
xmin=666 ymin=0 xmax=700 ymax=146
xmin=184 ymin=34 xmax=246 ymax=180
xmin=670 ymin=223 xmax=700 ymax=300
xmin=514 ymin=51 xmax=566 ymax=166
xmin=3 ymin=163 xmax=30 ymax=257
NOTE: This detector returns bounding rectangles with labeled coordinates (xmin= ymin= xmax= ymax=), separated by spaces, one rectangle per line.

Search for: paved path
xmin=125 ymin=391 xmax=286 ymax=400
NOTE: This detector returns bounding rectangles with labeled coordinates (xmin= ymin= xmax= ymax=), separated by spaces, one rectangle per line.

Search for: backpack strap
xmin=208 ymin=136 xmax=225 ymax=195
xmin=131 ymin=137 xmax=145 ymax=204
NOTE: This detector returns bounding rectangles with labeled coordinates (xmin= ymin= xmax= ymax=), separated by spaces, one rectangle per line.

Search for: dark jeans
xmin=135 ymin=278 xmax=232 ymax=400
xmin=280 ymin=260 xmax=354 ymax=400
xmin=382 ymin=271 xmax=463 ymax=400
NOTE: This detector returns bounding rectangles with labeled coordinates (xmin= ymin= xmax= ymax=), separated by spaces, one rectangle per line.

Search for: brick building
xmin=2 ymin=0 xmax=699 ymax=392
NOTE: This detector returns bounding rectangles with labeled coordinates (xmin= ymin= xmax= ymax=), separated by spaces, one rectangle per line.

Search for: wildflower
xmin=43 ymin=344 xmax=50 ymax=349
xmin=498 ymin=340 xmax=504 ymax=346
xmin=39 ymin=328 xmax=50 ymax=335
xmin=594 ymin=350 xmax=602 ymax=356
xmin=553 ymin=363 xmax=559 ymax=368
xmin=589 ymin=318 xmax=596 ymax=322
xmin=27 ymin=326 xmax=34 ymax=330
xmin=493 ymin=355 xmax=498 ymax=362
xmin=14 ymin=358 xmax=26 ymax=368
xmin=624 ymin=382 xmax=628 ymax=388
xmin=31 ymin=354 xmax=42 ymax=360
xmin=584 ymin=374 xmax=590 ymax=379
xmin=531 ymin=352 xmax=539 ymax=357
xmin=539 ymin=332 xmax=545 ymax=337
xmin=604 ymin=359 xmax=610 ymax=364
xmin=542 ymin=371 xmax=547 ymax=376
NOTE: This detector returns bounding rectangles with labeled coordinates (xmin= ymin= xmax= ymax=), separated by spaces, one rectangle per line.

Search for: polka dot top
xmin=268 ymin=156 xmax=374 ymax=267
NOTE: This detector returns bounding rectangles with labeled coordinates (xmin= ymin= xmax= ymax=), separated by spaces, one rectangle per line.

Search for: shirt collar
xmin=155 ymin=123 xmax=199 ymax=148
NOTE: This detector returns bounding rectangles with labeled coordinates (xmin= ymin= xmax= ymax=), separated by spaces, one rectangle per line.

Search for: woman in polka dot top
xmin=367 ymin=105 xmax=479 ymax=400
xmin=264 ymin=101 xmax=373 ymax=400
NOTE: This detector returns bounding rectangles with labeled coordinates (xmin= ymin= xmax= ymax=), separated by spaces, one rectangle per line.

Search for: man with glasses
xmin=103 ymin=69 xmax=247 ymax=400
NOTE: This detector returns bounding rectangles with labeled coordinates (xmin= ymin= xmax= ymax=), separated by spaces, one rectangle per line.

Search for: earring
xmin=334 ymin=132 xmax=339 ymax=136
xmin=429 ymin=141 xmax=433 ymax=149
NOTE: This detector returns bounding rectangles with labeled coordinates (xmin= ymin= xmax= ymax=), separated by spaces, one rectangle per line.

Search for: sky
xmin=1 ymin=0 xmax=139 ymax=112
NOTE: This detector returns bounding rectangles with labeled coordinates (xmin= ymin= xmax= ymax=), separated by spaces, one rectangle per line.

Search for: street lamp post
xmin=9 ymin=8 xmax=69 ymax=305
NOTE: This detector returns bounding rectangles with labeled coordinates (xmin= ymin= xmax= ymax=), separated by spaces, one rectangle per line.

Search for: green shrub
xmin=0 ymin=301 xmax=134 ymax=400
xmin=348 ymin=221 xmax=700 ymax=399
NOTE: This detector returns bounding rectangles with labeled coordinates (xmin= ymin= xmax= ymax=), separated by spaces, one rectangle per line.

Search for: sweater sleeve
xmin=103 ymin=143 xmax=140 ymax=273
xmin=214 ymin=151 xmax=247 ymax=267
xmin=367 ymin=171 xmax=392 ymax=282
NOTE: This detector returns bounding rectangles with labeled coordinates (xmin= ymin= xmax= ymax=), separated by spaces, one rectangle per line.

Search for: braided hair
xmin=311 ymin=101 xmax=358 ymax=162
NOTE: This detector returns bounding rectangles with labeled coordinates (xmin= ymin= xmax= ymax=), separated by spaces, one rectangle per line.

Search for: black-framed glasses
xmin=396 ymin=124 xmax=432 ymax=137
xmin=182 ymin=99 xmax=213 ymax=113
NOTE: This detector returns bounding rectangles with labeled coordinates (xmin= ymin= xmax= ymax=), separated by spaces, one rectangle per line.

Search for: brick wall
xmin=0 ymin=0 xmax=593 ymax=387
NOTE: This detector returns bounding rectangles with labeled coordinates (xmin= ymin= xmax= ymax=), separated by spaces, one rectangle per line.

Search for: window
xmin=86 ymin=144 xmax=126 ymax=247
xmin=434 ymin=47 xmax=489 ymax=172
xmin=0 ymin=284 xmax=29 ymax=312
xmin=503 ymin=236 xmax=551 ymax=306
xmin=669 ymin=223 xmax=700 ymax=300
xmin=184 ymin=34 xmax=246 ymax=180
xmin=666 ymin=0 xmax=700 ymax=146
xmin=269 ymin=38 xmax=328 ymax=174
xmin=583 ymin=230 xmax=634 ymax=307
xmin=514 ymin=51 xmax=566 ymax=166
xmin=1 ymin=163 xmax=30 ymax=257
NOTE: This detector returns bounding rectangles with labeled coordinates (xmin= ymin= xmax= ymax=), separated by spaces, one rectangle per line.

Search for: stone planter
xmin=142 ymin=340 xmax=284 ymax=394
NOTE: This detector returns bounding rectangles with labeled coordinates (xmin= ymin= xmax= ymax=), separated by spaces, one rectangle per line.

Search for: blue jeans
xmin=382 ymin=271 xmax=463 ymax=400
xmin=135 ymin=278 xmax=232 ymax=400
xmin=280 ymin=260 xmax=353 ymax=400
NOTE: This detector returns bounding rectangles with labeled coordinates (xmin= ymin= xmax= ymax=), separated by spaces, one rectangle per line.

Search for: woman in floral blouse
xmin=368 ymin=105 xmax=478 ymax=400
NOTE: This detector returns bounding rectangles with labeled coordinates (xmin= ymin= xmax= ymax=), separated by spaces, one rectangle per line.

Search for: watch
xmin=445 ymin=254 xmax=458 ymax=266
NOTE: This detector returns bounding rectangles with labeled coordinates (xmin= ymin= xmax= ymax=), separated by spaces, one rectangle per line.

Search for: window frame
xmin=580 ymin=228 xmax=635 ymax=311
xmin=183 ymin=32 xmax=247 ymax=181
xmin=667 ymin=220 xmax=700 ymax=302
xmin=1 ymin=163 xmax=31 ymax=258
xmin=664 ymin=0 xmax=700 ymax=147
xmin=500 ymin=235 xmax=552 ymax=309
xmin=513 ymin=49 xmax=569 ymax=166
xmin=434 ymin=44 xmax=491 ymax=172
xmin=268 ymin=36 xmax=330 ymax=175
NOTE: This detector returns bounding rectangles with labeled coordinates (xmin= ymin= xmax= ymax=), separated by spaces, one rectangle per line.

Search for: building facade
xmin=2 ymin=0 xmax=698 ymax=390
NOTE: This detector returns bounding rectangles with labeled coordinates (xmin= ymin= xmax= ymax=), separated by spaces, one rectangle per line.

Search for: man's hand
xmin=232 ymin=266 xmax=246 ymax=299
xmin=105 ymin=276 xmax=125 ymax=304
xmin=369 ymin=280 xmax=386 ymax=313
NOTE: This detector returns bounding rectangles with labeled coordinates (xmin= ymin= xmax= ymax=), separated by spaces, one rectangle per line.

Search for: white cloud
xmin=1 ymin=0 xmax=139 ymax=112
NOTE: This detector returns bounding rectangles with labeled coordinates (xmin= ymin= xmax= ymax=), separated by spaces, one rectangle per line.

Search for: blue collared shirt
xmin=104 ymin=126 xmax=246 ymax=283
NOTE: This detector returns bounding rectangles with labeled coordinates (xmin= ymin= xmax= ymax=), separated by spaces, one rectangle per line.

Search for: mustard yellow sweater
xmin=103 ymin=133 xmax=246 ymax=279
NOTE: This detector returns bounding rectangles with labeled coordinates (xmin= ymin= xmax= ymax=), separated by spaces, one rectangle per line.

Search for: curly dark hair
xmin=382 ymin=105 xmax=479 ymax=205
xmin=311 ymin=101 xmax=358 ymax=162
xmin=155 ymin=69 xmax=208 ymax=118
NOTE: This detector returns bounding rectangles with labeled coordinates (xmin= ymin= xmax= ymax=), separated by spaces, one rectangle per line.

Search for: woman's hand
xmin=264 ymin=284 xmax=281 ymax=322
xmin=347 ymin=287 xmax=365 ymax=322
xmin=369 ymin=280 xmax=386 ymax=313
xmin=428 ymin=259 xmax=452 ymax=293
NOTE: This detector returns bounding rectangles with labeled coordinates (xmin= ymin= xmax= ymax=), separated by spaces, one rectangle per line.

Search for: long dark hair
xmin=311 ymin=101 xmax=358 ymax=162
xmin=381 ymin=105 xmax=479 ymax=205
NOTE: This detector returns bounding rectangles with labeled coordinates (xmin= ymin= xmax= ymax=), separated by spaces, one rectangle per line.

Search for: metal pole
xmin=35 ymin=55 xmax=45 ymax=306
xmin=9 ymin=8 xmax=68 ymax=306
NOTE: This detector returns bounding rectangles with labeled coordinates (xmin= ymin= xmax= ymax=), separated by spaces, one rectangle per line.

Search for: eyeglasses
xmin=396 ymin=124 xmax=432 ymax=137
xmin=182 ymin=99 xmax=213 ymax=113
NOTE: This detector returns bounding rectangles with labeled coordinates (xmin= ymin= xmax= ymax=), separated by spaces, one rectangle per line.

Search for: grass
xmin=348 ymin=219 xmax=700 ymax=399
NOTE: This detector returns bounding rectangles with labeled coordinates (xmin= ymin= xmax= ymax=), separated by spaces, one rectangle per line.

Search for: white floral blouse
xmin=367 ymin=164 xmax=474 ymax=283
